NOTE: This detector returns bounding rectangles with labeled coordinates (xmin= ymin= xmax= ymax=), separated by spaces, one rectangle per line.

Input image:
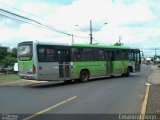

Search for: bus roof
xmin=72 ymin=44 xmax=130 ymax=49
xmin=18 ymin=41 xmax=139 ymax=50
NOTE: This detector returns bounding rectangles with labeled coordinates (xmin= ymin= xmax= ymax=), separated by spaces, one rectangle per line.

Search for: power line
xmin=0 ymin=2 xmax=73 ymax=32
xmin=0 ymin=2 xmax=39 ymax=19
xmin=0 ymin=8 xmax=42 ymax=25
xmin=0 ymin=9 xmax=67 ymax=35
xmin=0 ymin=11 xmax=71 ymax=36
xmin=0 ymin=13 xmax=57 ymax=32
xmin=0 ymin=3 xmax=99 ymax=41
xmin=0 ymin=8 xmax=68 ymax=35
xmin=0 ymin=13 xmax=24 ymax=23
xmin=0 ymin=8 xmax=90 ymax=41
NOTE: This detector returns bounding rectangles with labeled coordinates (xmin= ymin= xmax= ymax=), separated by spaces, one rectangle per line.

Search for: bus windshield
xmin=18 ymin=44 xmax=32 ymax=60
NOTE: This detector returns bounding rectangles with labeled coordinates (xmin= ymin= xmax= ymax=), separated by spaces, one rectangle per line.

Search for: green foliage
xmin=114 ymin=42 xmax=124 ymax=46
xmin=0 ymin=48 xmax=8 ymax=62
xmin=0 ymin=47 xmax=17 ymax=66
xmin=11 ymin=48 xmax=17 ymax=58
xmin=1 ymin=55 xmax=17 ymax=66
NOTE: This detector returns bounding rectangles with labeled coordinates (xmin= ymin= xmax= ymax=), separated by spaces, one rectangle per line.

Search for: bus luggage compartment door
xmin=38 ymin=62 xmax=59 ymax=81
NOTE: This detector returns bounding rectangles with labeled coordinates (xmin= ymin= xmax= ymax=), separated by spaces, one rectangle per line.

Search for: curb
xmin=146 ymin=65 xmax=160 ymax=84
xmin=143 ymin=65 xmax=160 ymax=119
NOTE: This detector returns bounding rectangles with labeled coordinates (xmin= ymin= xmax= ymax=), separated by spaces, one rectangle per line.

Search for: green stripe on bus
xmin=71 ymin=61 xmax=129 ymax=78
xmin=72 ymin=44 xmax=130 ymax=49
xmin=19 ymin=60 xmax=33 ymax=69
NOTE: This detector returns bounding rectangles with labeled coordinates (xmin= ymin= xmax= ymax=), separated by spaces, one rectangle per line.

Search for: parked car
xmin=0 ymin=66 xmax=7 ymax=75
xmin=6 ymin=66 xmax=14 ymax=71
xmin=0 ymin=66 xmax=2 ymax=71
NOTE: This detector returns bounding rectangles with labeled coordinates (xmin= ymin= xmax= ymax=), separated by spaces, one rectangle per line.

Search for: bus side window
xmin=81 ymin=48 xmax=93 ymax=61
xmin=38 ymin=48 xmax=45 ymax=62
xmin=116 ymin=50 xmax=121 ymax=60
xmin=64 ymin=50 xmax=70 ymax=62
xmin=71 ymin=48 xmax=80 ymax=61
xmin=46 ymin=48 xmax=55 ymax=62
xmin=123 ymin=50 xmax=129 ymax=60
xmin=129 ymin=52 xmax=134 ymax=61
xmin=93 ymin=49 xmax=98 ymax=61
xmin=98 ymin=50 xmax=104 ymax=60
xmin=135 ymin=52 xmax=140 ymax=62
xmin=58 ymin=50 xmax=63 ymax=62
xmin=57 ymin=50 xmax=70 ymax=62
xmin=105 ymin=51 xmax=114 ymax=61
xmin=38 ymin=46 xmax=57 ymax=62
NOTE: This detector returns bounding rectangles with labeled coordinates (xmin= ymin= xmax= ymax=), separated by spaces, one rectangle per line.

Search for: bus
xmin=17 ymin=41 xmax=141 ymax=82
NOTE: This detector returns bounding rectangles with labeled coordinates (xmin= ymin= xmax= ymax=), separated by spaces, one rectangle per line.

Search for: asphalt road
xmin=0 ymin=65 xmax=150 ymax=120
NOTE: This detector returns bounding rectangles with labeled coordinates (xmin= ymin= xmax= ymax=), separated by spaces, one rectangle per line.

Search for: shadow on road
xmin=26 ymin=74 xmax=139 ymax=89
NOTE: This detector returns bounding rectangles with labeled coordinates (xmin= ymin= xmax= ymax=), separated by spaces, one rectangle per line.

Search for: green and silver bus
xmin=17 ymin=41 xmax=141 ymax=82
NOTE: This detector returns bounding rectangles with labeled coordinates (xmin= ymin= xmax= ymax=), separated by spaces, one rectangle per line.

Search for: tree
xmin=10 ymin=48 xmax=17 ymax=58
xmin=0 ymin=47 xmax=17 ymax=66
xmin=0 ymin=47 xmax=8 ymax=62
xmin=114 ymin=42 xmax=124 ymax=46
xmin=1 ymin=55 xmax=17 ymax=67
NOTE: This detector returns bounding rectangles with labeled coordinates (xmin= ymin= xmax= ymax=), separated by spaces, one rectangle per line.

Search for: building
xmin=0 ymin=45 xmax=10 ymax=53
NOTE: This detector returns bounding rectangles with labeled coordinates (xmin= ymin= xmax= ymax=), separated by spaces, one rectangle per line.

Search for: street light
xmin=76 ymin=20 xmax=108 ymax=44
xmin=94 ymin=22 xmax=108 ymax=33
xmin=155 ymin=48 xmax=157 ymax=57
xmin=89 ymin=20 xmax=108 ymax=44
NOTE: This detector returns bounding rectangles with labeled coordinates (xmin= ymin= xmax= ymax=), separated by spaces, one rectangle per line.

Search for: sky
xmin=0 ymin=0 xmax=160 ymax=57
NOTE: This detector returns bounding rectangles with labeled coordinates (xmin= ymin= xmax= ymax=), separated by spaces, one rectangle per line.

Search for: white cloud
xmin=0 ymin=0 xmax=159 ymax=56
xmin=47 ymin=0 xmax=154 ymax=26
xmin=110 ymin=0 xmax=154 ymax=25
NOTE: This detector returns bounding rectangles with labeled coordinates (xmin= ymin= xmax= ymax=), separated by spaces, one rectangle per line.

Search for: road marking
xmin=23 ymin=96 xmax=77 ymax=120
xmin=140 ymin=85 xmax=150 ymax=120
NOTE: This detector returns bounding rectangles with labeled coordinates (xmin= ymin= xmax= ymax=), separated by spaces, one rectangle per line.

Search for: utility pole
xmin=155 ymin=48 xmax=157 ymax=57
xmin=68 ymin=34 xmax=74 ymax=44
xmin=76 ymin=20 xmax=107 ymax=44
xmin=89 ymin=20 xmax=93 ymax=44
xmin=71 ymin=34 xmax=74 ymax=44
xmin=119 ymin=36 xmax=121 ymax=44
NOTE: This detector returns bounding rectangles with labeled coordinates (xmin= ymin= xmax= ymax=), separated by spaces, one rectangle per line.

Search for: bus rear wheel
xmin=79 ymin=70 xmax=89 ymax=82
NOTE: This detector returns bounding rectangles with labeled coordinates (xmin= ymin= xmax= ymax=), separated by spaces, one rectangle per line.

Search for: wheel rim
xmin=82 ymin=72 xmax=87 ymax=80
xmin=80 ymin=71 xmax=88 ymax=82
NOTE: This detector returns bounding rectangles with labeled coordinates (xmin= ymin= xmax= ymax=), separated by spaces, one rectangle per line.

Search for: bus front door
xmin=135 ymin=52 xmax=141 ymax=71
xmin=106 ymin=51 xmax=113 ymax=75
xmin=58 ymin=49 xmax=71 ymax=80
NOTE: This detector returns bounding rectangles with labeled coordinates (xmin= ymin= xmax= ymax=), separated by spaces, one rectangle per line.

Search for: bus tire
xmin=79 ymin=70 xmax=89 ymax=83
xmin=125 ymin=68 xmax=130 ymax=77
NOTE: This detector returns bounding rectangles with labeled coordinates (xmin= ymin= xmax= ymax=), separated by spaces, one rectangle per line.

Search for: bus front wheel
xmin=79 ymin=70 xmax=89 ymax=82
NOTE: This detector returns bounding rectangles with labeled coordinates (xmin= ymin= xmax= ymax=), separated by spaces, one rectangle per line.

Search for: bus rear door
xmin=135 ymin=51 xmax=141 ymax=71
xmin=57 ymin=49 xmax=71 ymax=80
xmin=106 ymin=51 xmax=113 ymax=75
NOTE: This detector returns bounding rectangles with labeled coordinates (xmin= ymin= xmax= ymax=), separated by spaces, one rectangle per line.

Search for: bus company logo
xmin=1 ymin=114 xmax=18 ymax=120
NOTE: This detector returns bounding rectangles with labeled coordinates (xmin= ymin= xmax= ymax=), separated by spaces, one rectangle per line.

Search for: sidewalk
xmin=148 ymin=65 xmax=160 ymax=84
xmin=146 ymin=64 xmax=160 ymax=116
